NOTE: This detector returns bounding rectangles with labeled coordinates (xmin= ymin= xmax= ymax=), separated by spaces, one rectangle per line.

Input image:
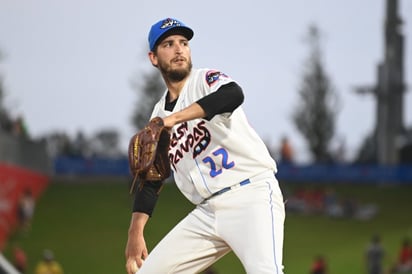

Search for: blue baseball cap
xmin=148 ymin=18 xmax=194 ymax=51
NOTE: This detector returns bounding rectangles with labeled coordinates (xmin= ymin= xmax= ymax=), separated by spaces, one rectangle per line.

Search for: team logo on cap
xmin=161 ymin=18 xmax=181 ymax=29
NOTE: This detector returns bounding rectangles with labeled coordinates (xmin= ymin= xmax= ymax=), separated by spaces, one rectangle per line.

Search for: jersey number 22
xmin=202 ymin=147 xmax=235 ymax=177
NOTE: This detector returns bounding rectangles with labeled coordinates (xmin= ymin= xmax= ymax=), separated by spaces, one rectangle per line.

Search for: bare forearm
xmin=125 ymin=212 xmax=149 ymax=273
xmin=128 ymin=212 xmax=149 ymax=236
xmin=163 ymin=102 xmax=206 ymax=128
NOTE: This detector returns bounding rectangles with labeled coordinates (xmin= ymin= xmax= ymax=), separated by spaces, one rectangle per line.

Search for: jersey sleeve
xmin=196 ymin=69 xmax=241 ymax=121
xmin=150 ymin=91 xmax=168 ymax=119
xmin=203 ymin=69 xmax=235 ymax=94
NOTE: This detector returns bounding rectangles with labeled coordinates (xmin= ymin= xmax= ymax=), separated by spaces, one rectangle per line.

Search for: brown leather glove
xmin=128 ymin=117 xmax=171 ymax=193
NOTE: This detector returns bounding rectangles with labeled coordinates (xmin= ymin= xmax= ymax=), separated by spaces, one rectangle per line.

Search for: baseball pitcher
xmin=125 ymin=17 xmax=285 ymax=274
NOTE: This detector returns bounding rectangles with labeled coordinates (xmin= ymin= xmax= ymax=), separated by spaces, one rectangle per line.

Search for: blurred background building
xmin=356 ymin=0 xmax=410 ymax=165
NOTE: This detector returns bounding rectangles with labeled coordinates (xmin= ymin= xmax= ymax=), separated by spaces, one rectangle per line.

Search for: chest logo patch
xmin=169 ymin=121 xmax=211 ymax=170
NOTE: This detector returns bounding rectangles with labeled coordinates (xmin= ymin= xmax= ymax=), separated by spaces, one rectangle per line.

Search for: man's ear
xmin=148 ymin=51 xmax=158 ymax=68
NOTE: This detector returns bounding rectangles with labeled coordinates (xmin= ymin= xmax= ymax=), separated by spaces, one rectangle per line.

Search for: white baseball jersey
xmin=151 ymin=68 xmax=277 ymax=204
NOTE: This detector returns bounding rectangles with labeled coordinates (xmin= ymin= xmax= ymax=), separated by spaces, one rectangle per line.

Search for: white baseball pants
xmin=138 ymin=171 xmax=285 ymax=274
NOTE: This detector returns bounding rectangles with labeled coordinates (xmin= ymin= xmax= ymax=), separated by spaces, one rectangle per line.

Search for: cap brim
xmin=153 ymin=26 xmax=194 ymax=50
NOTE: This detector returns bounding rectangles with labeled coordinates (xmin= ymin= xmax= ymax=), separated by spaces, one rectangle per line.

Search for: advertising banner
xmin=0 ymin=164 xmax=49 ymax=250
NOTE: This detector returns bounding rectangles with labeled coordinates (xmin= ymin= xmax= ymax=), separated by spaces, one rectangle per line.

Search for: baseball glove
xmin=128 ymin=117 xmax=171 ymax=194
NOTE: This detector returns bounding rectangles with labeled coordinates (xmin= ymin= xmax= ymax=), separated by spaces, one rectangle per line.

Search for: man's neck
xmin=164 ymin=75 xmax=189 ymax=102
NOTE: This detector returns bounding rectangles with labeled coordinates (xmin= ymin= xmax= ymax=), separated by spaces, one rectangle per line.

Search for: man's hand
xmin=125 ymin=232 xmax=148 ymax=274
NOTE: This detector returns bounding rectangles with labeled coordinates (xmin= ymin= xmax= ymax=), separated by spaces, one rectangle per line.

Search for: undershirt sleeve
xmin=196 ymin=82 xmax=244 ymax=120
xmin=132 ymin=181 xmax=163 ymax=217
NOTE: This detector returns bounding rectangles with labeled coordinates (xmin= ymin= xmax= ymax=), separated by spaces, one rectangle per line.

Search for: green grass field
xmin=4 ymin=178 xmax=412 ymax=274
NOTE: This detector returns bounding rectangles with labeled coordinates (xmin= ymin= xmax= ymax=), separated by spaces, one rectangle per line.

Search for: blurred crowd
xmin=1 ymin=188 xmax=64 ymax=274
xmin=285 ymin=186 xmax=379 ymax=221
xmin=12 ymin=247 xmax=64 ymax=274
xmin=310 ymin=236 xmax=412 ymax=274
xmin=273 ymin=135 xmax=348 ymax=166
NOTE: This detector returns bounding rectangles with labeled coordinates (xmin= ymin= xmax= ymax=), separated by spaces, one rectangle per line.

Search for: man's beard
xmin=159 ymin=59 xmax=192 ymax=82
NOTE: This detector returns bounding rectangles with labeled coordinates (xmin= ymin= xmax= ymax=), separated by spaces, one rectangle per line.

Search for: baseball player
xmin=125 ymin=17 xmax=285 ymax=274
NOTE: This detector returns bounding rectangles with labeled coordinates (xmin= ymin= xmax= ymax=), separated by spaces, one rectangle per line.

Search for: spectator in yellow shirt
xmin=34 ymin=249 xmax=64 ymax=274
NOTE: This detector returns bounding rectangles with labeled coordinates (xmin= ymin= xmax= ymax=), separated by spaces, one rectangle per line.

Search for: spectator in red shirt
xmin=398 ymin=238 xmax=412 ymax=269
xmin=390 ymin=238 xmax=412 ymax=273
xmin=13 ymin=245 xmax=27 ymax=273
xmin=310 ymin=255 xmax=327 ymax=274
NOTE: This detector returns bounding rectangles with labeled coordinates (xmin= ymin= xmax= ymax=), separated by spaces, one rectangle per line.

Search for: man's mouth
xmin=173 ymin=57 xmax=186 ymax=63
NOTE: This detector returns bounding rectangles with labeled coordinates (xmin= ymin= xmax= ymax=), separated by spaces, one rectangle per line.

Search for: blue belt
xmin=210 ymin=178 xmax=251 ymax=197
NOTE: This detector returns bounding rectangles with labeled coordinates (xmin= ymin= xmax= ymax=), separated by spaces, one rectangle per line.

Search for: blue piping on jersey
xmin=194 ymin=158 xmax=213 ymax=195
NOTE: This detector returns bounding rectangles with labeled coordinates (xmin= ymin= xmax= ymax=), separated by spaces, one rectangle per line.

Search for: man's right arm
xmin=125 ymin=212 xmax=149 ymax=274
xmin=125 ymin=179 xmax=164 ymax=273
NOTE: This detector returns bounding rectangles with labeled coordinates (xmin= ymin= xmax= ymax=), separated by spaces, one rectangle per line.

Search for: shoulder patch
xmin=205 ymin=70 xmax=228 ymax=86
